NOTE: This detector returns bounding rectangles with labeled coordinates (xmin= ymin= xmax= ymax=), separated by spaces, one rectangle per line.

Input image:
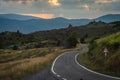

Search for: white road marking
xmin=51 ymin=52 xmax=67 ymax=74
xmin=51 ymin=52 xmax=68 ymax=79
xmin=57 ymin=74 xmax=61 ymax=77
xmin=75 ymin=53 xmax=120 ymax=80
xmin=51 ymin=44 xmax=120 ymax=80
xmin=62 ymin=78 xmax=67 ymax=80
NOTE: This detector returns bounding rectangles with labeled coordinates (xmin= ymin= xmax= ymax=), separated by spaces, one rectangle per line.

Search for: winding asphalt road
xmin=51 ymin=44 xmax=120 ymax=80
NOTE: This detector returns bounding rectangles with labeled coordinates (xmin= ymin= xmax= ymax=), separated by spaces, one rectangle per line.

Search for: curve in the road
xmin=51 ymin=51 xmax=69 ymax=80
xmin=51 ymin=44 xmax=120 ymax=80
xmin=75 ymin=53 xmax=120 ymax=80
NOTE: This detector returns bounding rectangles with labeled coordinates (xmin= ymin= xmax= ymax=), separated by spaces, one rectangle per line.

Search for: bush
xmin=12 ymin=45 xmax=18 ymax=50
xmin=80 ymin=32 xmax=120 ymax=76
xmin=65 ymin=34 xmax=78 ymax=48
xmin=105 ymin=49 xmax=120 ymax=74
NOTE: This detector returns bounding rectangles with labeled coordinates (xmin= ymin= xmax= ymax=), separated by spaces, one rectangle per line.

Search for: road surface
xmin=51 ymin=44 xmax=120 ymax=80
xmin=22 ymin=67 xmax=58 ymax=80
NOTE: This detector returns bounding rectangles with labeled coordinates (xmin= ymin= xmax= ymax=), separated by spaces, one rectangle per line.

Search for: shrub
xmin=65 ymin=35 xmax=78 ymax=48
xmin=12 ymin=45 xmax=18 ymax=50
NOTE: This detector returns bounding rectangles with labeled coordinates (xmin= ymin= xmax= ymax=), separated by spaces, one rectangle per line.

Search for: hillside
xmin=30 ymin=21 xmax=120 ymax=44
xmin=79 ymin=32 xmax=120 ymax=77
xmin=0 ymin=14 xmax=120 ymax=33
xmin=0 ymin=21 xmax=120 ymax=80
xmin=96 ymin=14 xmax=120 ymax=23
xmin=0 ymin=21 xmax=120 ymax=49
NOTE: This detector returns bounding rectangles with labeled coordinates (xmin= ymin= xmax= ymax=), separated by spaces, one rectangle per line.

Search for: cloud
xmin=76 ymin=0 xmax=120 ymax=11
xmin=0 ymin=0 xmax=120 ymax=19
xmin=99 ymin=2 xmax=120 ymax=12
xmin=48 ymin=0 xmax=61 ymax=7
xmin=0 ymin=0 xmax=37 ymax=4
xmin=23 ymin=13 xmax=55 ymax=19
xmin=79 ymin=0 xmax=119 ymax=4
xmin=59 ymin=0 xmax=81 ymax=9
xmin=95 ymin=0 xmax=117 ymax=4
xmin=82 ymin=4 xmax=90 ymax=11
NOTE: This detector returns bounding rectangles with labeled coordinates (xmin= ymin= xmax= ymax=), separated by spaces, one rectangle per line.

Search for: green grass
xmin=78 ymin=32 xmax=120 ymax=77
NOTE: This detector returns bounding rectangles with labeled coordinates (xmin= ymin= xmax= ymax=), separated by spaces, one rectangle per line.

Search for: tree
xmin=65 ymin=32 xmax=78 ymax=48
xmin=80 ymin=37 xmax=85 ymax=43
xmin=17 ymin=30 xmax=20 ymax=34
xmin=12 ymin=45 xmax=18 ymax=50
xmin=80 ymin=33 xmax=88 ymax=43
xmin=68 ymin=24 xmax=73 ymax=28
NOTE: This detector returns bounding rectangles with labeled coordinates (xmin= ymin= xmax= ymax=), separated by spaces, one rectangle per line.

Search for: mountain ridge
xmin=0 ymin=13 xmax=39 ymax=20
xmin=0 ymin=14 xmax=120 ymax=33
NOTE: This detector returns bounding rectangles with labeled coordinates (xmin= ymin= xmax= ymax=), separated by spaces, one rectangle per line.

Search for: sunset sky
xmin=0 ymin=0 xmax=120 ymax=19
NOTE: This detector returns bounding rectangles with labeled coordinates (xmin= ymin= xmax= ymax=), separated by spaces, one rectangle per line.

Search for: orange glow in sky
xmin=82 ymin=4 xmax=90 ymax=11
xmin=23 ymin=13 xmax=55 ymax=19
xmin=48 ymin=0 xmax=61 ymax=7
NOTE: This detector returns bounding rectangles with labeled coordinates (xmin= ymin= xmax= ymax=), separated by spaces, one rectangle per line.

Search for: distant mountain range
xmin=96 ymin=14 xmax=120 ymax=22
xmin=0 ymin=14 xmax=120 ymax=33
xmin=0 ymin=14 xmax=39 ymax=20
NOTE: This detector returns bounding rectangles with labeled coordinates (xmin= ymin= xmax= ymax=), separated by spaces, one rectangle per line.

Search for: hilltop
xmin=0 ymin=14 xmax=120 ymax=33
xmin=0 ymin=21 xmax=120 ymax=49
xmin=0 ymin=13 xmax=39 ymax=20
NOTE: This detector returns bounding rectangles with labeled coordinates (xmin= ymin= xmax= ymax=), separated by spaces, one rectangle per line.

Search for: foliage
xmin=66 ymin=35 xmax=78 ymax=48
xmin=0 ymin=21 xmax=120 ymax=79
xmin=12 ymin=45 xmax=18 ymax=50
xmin=0 ymin=21 xmax=120 ymax=49
xmin=80 ymin=32 xmax=120 ymax=77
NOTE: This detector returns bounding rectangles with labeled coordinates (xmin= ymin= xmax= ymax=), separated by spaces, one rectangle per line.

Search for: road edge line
xmin=51 ymin=52 xmax=69 ymax=80
xmin=75 ymin=53 xmax=120 ymax=80
xmin=51 ymin=52 xmax=66 ymax=74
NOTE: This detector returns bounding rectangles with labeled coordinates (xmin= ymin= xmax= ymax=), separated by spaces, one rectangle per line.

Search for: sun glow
xmin=82 ymin=4 xmax=90 ymax=11
xmin=23 ymin=13 xmax=54 ymax=19
xmin=48 ymin=0 xmax=61 ymax=7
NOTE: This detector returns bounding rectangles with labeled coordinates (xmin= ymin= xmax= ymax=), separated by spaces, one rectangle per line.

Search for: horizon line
xmin=0 ymin=13 xmax=120 ymax=20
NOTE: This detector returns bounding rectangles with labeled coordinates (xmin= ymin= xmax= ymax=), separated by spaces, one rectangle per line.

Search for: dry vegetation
xmin=0 ymin=46 xmax=80 ymax=80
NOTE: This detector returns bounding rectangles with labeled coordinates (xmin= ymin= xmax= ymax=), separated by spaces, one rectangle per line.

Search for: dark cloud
xmin=1 ymin=0 xmax=38 ymax=1
xmin=59 ymin=0 xmax=81 ymax=9
xmin=79 ymin=0 xmax=95 ymax=4
xmin=59 ymin=0 xmax=120 ymax=11
xmin=0 ymin=0 xmax=120 ymax=19
xmin=100 ymin=2 xmax=120 ymax=11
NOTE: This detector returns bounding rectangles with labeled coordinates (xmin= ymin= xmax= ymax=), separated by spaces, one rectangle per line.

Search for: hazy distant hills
xmin=0 ymin=14 xmax=120 ymax=33
xmin=96 ymin=14 xmax=120 ymax=22
xmin=0 ymin=14 xmax=39 ymax=20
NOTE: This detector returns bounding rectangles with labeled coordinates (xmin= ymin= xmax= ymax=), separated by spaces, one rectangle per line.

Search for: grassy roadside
xmin=78 ymin=51 xmax=120 ymax=77
xmin=0 ymin=45 xmax=81 ymax=80
xmin=78 ymin=32 xmax=120 ymax=77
